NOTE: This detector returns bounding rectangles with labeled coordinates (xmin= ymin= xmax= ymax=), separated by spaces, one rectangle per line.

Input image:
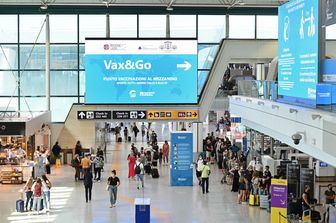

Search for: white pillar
xmin=45 ymin=14 xmax=50 ymax=111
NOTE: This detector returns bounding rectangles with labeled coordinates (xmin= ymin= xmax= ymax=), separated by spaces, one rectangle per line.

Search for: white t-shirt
xmin=134 ymin=161 xmax=144 ymax=175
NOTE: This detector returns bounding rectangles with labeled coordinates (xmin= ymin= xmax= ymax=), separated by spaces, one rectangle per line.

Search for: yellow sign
xmin=147 ymin=110 xmax=198 ymax=120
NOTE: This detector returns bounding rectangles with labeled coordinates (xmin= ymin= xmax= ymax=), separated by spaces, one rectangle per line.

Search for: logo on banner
xmin=159 ymin=41 xmax=177 ymax=51
xmin=129 ymin=90 xmax=137 ymax=98
xmin=103 ymin=44 xmax=109 ymax=50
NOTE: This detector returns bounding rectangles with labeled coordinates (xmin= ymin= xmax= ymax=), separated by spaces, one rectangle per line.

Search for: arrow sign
xmin=148 ymin=112 xmax=153 ymax=118
xmin=193 ymin=112 xmax=198 ymax=117
xmin=139 ymin=111 xmax=146 ymax=119
xmin=177 ymin=61 xmax=192 ymax=71
xmin=78 ymin=112 xmax=86 ymax=119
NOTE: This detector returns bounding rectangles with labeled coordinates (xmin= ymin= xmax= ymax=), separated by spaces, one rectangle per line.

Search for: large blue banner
xmin=170 ymin=132 xmax=193 ymax=186
xmin=85 ymin=40 xmax=198 ymax=104
xmin=278 ymin=0 xmax=319 ymax=105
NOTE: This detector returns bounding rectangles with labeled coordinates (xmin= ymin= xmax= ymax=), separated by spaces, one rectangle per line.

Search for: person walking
xmin=200 ymin=160 xmax=211 ymax=194
xmin=72 ymin=154 xmax=81 ymax=181
xmin=83 ymin=171 xmax=93 ymax=203
xmin=128 ymin=151 xmax=136 ymax=179
xmin=23 ymin=177 xmax=34 ymax=212
xmin=135 ymin=158 xmax=145 ymax=190
xmin=162 ymin=141 xmax=170 ymax=166
xmin=32 ymin=178 xmax=43 ymax=214
xmin=75 ymin=141 xmax=82 ymax=156
xmin=41 ymin=174 xmax=51 ymax=212
xmin=124 ymin=127 xmax=129 ymax=142
xmin=93 ymin=156 xmax=103 ymax=182
xmin=133 ymin=124 xmax=139 ymax=141
xmin=81 ymin=154 xmax=91 ymax=175
xmin=107 ymin=170 xmax=120 ymax=208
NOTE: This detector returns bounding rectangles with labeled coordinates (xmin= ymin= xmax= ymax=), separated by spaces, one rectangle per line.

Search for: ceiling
xmin=0 ymin=0 xmax=288 ymax=8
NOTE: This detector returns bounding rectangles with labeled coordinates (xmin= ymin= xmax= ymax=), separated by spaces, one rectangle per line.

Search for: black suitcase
xmin=46 ymin=164 xmax=51 ymax=174
xmin=151 ymin=168 xmax=159 ymax=178
xmin=16 ymin=199 xmax=24 ymax=212
xmin=128 ymin=136 xmax=131 ymax=142
xmin=117 ymin=137 xmax=122 ymax=143
xmin=145 ymin=164 xmax=151 ymax=174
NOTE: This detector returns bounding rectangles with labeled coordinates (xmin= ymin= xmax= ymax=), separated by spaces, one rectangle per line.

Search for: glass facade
xmin=0 ymin=12 xmax=280 ymax=122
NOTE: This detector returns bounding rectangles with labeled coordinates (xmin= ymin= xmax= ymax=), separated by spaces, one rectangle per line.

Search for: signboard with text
xmin=77 ymin=111 xmax=111 ymax=120
xmin=278 ymin=0 xmax=319 ymax=105
xmin=271 ymin=179 xmax=288 ymax=223
xmin=170 ymin=132 xmax=193 ymax=186
xmin=147 ymin=110 xmax=198 ymax=120
xmin=112 ymin=111 xmax=147 ymax=120
xmin=85 ymin=39 xmax=198 ymax=104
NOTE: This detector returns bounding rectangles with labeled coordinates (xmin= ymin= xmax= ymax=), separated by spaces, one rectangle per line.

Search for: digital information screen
xmin=85 ymin=39 xmax=198 ymax=104
xmin=278 ymin=0 xmax=319 ymax=105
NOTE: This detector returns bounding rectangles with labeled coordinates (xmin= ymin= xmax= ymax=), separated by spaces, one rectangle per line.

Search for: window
xmin=0 ymin=15 xmax=18 ymax=43
xmin=257 ymin=16 xmax=278 ymax=39
xmin=20 ymin=71 xmax=45 ymax=96
xmin=51 ymin=97 xmax=77 ymax=122
xmin=198 ymin=45 xmax=219 ymax=69
xmin=0 ymin=45 xmax=18 ymax=69
xmin=198 ymin=71 xmax=210 ymax=96
xmin=229 ymin=15 xmax=255 ymax=39
xmin=170 ymin=15 xmax=196 ymax=38
xmin=139 ymin=15 xmax=166 ymax=38
xmin=51 ymin=71 xmax=78 ymax=96
xmin=50 ymin=15 xmax=77 ymax=43
xmin=326 ymin=24 xmax=336 ymax=39
xmin=19 ymin=15 xmax=46 ymax=43
xmin=79 ymin=71 xmax=85 ymax=96
xmin=79 ymin=15 xmax=106 ymax=43
xmin=50 ymin=45 xmax=78 ymax=69
xmin=20 ymin=45 xmax=45 ymax=69
xmin=0 ymin=97 xmax=18 ymax=111
xmin=20 ymin=97 xmax=46 ymax=111
xmin=79 ymin=44 xmax=85 ymax=69
xmin=198 ymin=15 xmax=226 ymax=43
xmin=0 ymin=71 xmax=18 ymax=96
xmin=110 ymin=15 xmax=137 ymax=37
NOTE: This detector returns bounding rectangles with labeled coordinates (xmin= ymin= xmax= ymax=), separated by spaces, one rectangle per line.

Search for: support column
xmin=192 ymin=122 xmax=203 ymax=154
xmin=166 ymin=13 xmax=170 ymax=38
xmin=225 ymin=14 xmax=229 ymax=39
xmin=260 ymin=133 xmax=264 ymax=155
xmin=106 ymin=14 xmax=110 ymax=38
xmin=270 ymin=138 xmax=274 ymax=158
xmin=45 ymin=14 xmax=50 ymax=111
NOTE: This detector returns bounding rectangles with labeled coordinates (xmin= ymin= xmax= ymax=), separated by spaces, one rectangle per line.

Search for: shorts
xmin=239 ymin=183 xmax=246 ymax=191
xmin=136 ymin=174 xmax=144 ymax=181
xmin=206 ymin=151 xmax=211 ymax=158
xmin=196 ymin=171 xmax=201 ymax=178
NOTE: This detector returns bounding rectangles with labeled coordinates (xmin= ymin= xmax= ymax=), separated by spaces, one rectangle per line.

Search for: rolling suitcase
xmin=128 ymin=136 xmax=131 ymax=142
xmin=16 ymin=199 xmax=24 ymax=212
xmin=151 ymin=168 xmax=159 ymax=178
xmin=117 ymin=137 xmax=122 ymax=143
xmin=145 ymin=164 xmax=151 ymax=174
xmin=46 ymin=164 xmax=51 ymax=174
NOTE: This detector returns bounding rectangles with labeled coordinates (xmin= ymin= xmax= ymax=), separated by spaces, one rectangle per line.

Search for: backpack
xmin=34 ymin=183 xmax=42 ymax=197
xmin=135 ymin=164 xmax=141 ymax=174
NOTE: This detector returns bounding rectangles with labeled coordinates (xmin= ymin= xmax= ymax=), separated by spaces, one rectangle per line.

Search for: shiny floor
xmin=2 ymin=142 xmax=270 ymax=223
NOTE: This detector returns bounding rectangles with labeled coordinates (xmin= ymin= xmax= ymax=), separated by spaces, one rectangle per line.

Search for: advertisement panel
xmin=85 ymin=39 xmax=198 ymax=104
xmin=278 ymin=0 xmax=319 ymax=105
xmin=270 ymin=179 xmax=288 ymax=223
xmin=170 ymin=132 xmax=193 ymax=186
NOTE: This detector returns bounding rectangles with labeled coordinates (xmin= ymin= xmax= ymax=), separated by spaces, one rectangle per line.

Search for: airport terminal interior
xmin=0 ymin=0 xmax=336 ymax=223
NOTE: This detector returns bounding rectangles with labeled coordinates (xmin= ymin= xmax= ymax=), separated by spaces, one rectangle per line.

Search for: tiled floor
xmin=2 ymin=142 xmax=270 ymax=223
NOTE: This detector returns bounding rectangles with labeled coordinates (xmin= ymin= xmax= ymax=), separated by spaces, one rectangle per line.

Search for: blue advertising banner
xmin=323 ymin=59 xmax=336 ymax=83
xmin=316 ymin=84 xmax=332 ymax=105
xmin=170 ymin=132 xmax=193 ymax=186
xmin=278 ymin=0 xmax=319 ymax=105
xmin=85 ymin=39 xmax=198 ymax=104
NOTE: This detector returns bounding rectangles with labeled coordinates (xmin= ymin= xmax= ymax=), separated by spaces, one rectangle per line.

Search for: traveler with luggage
xmin=134 ymin=158 xmax=145 ymax=190
xmin=23 ymin=177 xmax=34 ymax=211
xmin=41 ymin=175 xmax=51 ymax=212
xmin=200 ymin=160 xmax=211 ymax=194
xmin=107 ymin=170 xmax=120 ymax=208
xmin=83 ymin=170 xmax=93 ymax=203
xmin=32 ymin=178 xmax=43 ymax=214
xmin=124 ymin=127 xmax=129 ymax=142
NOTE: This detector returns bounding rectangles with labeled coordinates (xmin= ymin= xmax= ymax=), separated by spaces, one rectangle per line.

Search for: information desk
xmin=134 ymin=198 xmax=150 ymax=223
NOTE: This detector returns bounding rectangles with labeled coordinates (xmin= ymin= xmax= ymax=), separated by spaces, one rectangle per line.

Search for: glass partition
xmin=229 ymin=15 xmax=255 ymax=39
xmin=198 ymin=15 xmax=226 ymax=43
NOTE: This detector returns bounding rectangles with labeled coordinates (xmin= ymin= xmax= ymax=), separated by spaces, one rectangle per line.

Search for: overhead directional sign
xmin=147 ymin=110 xmax=198 ymax=120
xmin=77 ymin=111 xmax=111 ymax=120
xmin=112 ymin=111 xmax=147 ymax=120
xmin=85 ymin=39 xmax=198 ymax=104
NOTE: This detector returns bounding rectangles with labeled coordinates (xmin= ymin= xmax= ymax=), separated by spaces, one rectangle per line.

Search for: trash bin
xmin=134 ymin=198 xmax=150 ymax=223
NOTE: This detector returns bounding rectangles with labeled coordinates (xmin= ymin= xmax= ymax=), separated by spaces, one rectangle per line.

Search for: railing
xmin=233 ymin=80 xmax=336 ymax=113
